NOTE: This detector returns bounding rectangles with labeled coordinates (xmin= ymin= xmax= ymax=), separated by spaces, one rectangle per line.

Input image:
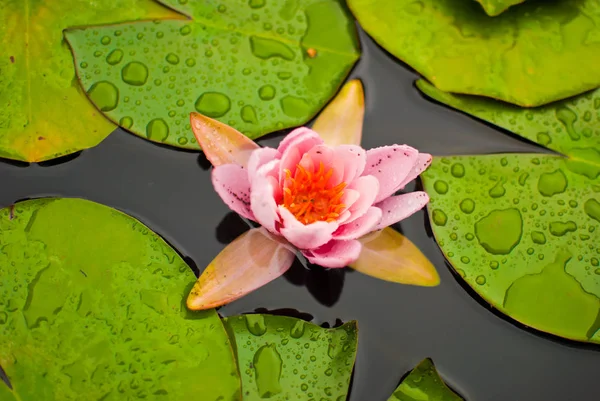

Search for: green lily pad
xmin=387 ymin=358 xmax=463 ymax=401
xmin=348 ymin=0 xmax=600 ymax=107
xmin=0 ymin=0 xmax=181 ymax=162
xmin=473 ymin=0 xmax=525 ymax=17
xmin=418 ymin=81 xmax=600 ymax=343
xmin=0 ymin=198 xmax=241 ymax=400
xmin=223 ymin=314 xmax=358 ymax=400
xmin=65 ymin=0 xmax=360 ymax=150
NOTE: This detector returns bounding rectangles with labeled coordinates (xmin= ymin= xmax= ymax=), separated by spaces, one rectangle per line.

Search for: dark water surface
xmin=1 ymin=28 xmax=598 ymax=400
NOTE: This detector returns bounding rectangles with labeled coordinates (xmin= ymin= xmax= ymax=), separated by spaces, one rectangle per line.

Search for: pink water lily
xmin=187 ymin=80 xmax=439 ymax=310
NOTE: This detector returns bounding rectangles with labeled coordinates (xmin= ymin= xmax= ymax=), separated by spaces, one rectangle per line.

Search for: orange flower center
xmin=282 ymin=162 xmax=346 ymax=225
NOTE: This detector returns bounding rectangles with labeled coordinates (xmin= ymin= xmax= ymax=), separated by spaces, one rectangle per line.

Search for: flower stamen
xmin=282 ymin=162 xmax=346 ymax=225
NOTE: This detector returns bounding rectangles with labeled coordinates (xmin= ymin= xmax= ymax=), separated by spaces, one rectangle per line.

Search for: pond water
xmin=1 ymin=28 xmax=598 ymax=400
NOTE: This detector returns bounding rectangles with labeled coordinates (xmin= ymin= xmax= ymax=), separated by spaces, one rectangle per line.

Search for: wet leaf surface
xmin=419 ymin=81 xmax=600 ymax=343
xmin=0 ymin=198 xmax=241 ymax=400
xmin=348 ymin=0 xmax=600 ymax=107
xmin=388 ymin=358 xmax=463 ymax=401
xmin=223 ymin=314 xmax=357 ymax=400
xmin=66 ymin=0 xmax=360 ymax=150
xmin=0 ymin=0 xmax=181 ymax=162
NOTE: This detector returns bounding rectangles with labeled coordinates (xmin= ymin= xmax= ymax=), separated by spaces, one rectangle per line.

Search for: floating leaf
xmin=387 ymin=358 xmax=463 ymax=401
xmin=66 ymin=0 xmax=360 ymax=150
xmin=473 ymin=0 xmax=525 ymax=17
xmin=0 ymin=0 xmax=181 ymax=162
xmin=350 ymin=228 xmax=440 ymax=286
xmin=0 ymin=198 xmax=241 ymax=399
xmin=418 ymin=81 xmax=600 ymax=343
xmin=223 ymin=314 xmax=358 ymax=400
xmin=348 ymin=0 xmax=600 ymax=107
xmin=187 ymin=228 xmax=296 ymax=310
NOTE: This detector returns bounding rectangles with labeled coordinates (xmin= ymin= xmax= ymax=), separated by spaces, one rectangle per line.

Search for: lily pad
xmin=473 ymin=0 xmax=525 ymax=17
xmin=0 ymin=0 xmax=181 ymax=162
xmin=223 ymin=314 xmax=358 ymax=400
xmin=418 ymin=81 xmax=600 ymax=343
xmin=348 ymin=0 xmax=600 ymax=107
xmin=65 ymin=0 xmax=360 ymax=150
xmin=0 ymin=198 xmax=241 ymax=400
xmin=388 ymin=358 xmax=463 ymax=401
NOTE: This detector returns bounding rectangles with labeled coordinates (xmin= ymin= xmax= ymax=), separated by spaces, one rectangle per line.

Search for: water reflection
xmin=284 ymin=260 xmax=347 ymax=307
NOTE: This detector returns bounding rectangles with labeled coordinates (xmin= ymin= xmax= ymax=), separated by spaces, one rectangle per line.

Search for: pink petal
xmin=303 ymin=239 xmax=362 ymax=268
xmin=278 ymin=206 xmax=338 ymax=249
xmin=334 ymin=207 xmax=382 ymax=240
xmin=278 ymin=129 xmax=323 ymax=184
xmin=190 ymin=112 xmax=259 ymax=168
xmin=364 ymin=145 xmax=419 ymax=203
xmin=333 ymin=145 xmax=367 ymax=184
xmin=375 ymin=192 xmax=430 ymax=230
xmin=187 ymin=228 xmax=296 ymax=310
xmin=251 ymin=175 xmax=280 ymax=233
xmin=341 ymin=189 xmax=361 ymax=210
xmin=298 ymin=145 xmax=334 ymax=172
xmin=345 ymin=175 xmax=379 ymax=223
xmin=247 ymin=147 xmax=280 ymax=184
xmin=212 ymin=164 xmax=254 ymax=221
xmin=312 ymin=80 xmax=365 ymax=147
xmin=277 ymin=127 xmax=323 ymax=155
xmin=397 ymin=153 xmax=433 ymax=190
xmin=349 ymin=227 xmax=439 ymax=286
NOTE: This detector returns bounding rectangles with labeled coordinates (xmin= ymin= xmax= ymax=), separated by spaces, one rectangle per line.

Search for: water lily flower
xmin=187 ymin=80 xmax=439 ymax=310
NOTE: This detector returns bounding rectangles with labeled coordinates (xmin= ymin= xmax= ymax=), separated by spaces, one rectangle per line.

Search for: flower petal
xmin=397 ymin=153 xmax=433 ymax=190
xmin=247 ymin=147 xmax=280 ymax=184
xmin=312 ymin=80 xmax=365 ymax=147
xmin=375 ymin=192 xmax=430 ymax=230
xmin=349 ymin=228 xmax=439 ymax=286
xmin=279 ymin=206 xmax=338 ymax=249
xmin=303 ymin=239 xmax=362 ymax=268
xmin=190 ymin=112 xmax=259 ymax=168
xmin=187 ymin=228 xmax=296 ymax=310
xmin=251 ymin=175 xmax=280 ymax=233
xmin=212 ymin=164 xmax=254 ymax=220
xmin=332 ymin=145 xmax=366 ymax=184
xmin=346 ymin=175 xmax=379 ymax=223
xmin=364 ymin=145 xmax=419 ymax=203
xmin=334 ymin=207 xmax=382 ymax=240
xmin=277 ymin=127 xmax=323 ymax=155
xmin=278 ymin=128 xmax=323 ymax=184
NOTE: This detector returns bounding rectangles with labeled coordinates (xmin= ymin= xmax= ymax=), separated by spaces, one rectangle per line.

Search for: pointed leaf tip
xmin=350 ymin=228 xmax=440 ymax=286
xmin=187 ymin=228 xmax=296 ymax=310
xmin=312 ymin=79 xmax=364 ymax=147
xmin=190 ymin=112 xmax=259 ymax=168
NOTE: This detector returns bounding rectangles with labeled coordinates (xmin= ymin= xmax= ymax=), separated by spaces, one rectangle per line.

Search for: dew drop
xmin=177 ymin=137 xmax=188 ymax=146
xmin=241 ymin=105 xmax=258 ymax=124
xmin=475 ymin=275 xmax=486 ymax=285
xmin=80 ymin=62 xmax=88 ymax=69
xmin=451 ymin=163 xmax=465 ymax=178
xmin=475 ymin=208 xmax=523 ymax=255
xmin=549 ymin=221 xmax=577 ymax=237
xmin=461 ymin=256 xmax=470 ymax=264
xmin=180 ymin=25 xmax=192 ymax=36
xmin=537 ymin=132 xmax=551 ymax=146
xmin=253 ymin=344 xmax=283 ymax=398
xmin=490 ymin=261 xmax=499 ymax=270
xmin=537 ymin=169 xmax=567 ymax=197
xmin=290 ymin=320 xmax=305 ymax=338
xmin=249 ymin=0 xmax=266 ymax=8
xmin=195 ymin=92 xmax=231 ymax=118
xmin=87 ymin=81 xmax=119 ymax=112
xmin=432 ymin=209 xmax=447 ymax=226
xmin=244 ymin=314 xmax=267 ymax=336
xmin=280 ymin=96 xmax=310 ymax=118
xmin=119 ymin=116 xmax=133 ymax=129
xmin=489 ymin=180 xmax=506 ymax=198
xmin=584 ymin=198 xmax=600 ymax=222
xmin=101 ymin=36 xmax=111 ymax=45
xmin=185 ymin=58 xmax=196 ymax=67
xmin=146 ymin=118 xmax=169 ymax=141
xmin=518 ymin=172 xmax=529 ymax=186
xmin=277 ymin=71 xmax=292 ymax=80
xmin=460 ymin=198 xmax=475 ymax=214
xmin=433 ymin=180 xmax=448 ymax=194
xmin=555 ymin=107 xmax=579 ymax=141
xmin=166 ymin=53 xmax=180 ymax=65
xmin=121 ymin=61 xmax=149 ymax=86
xmin=258 ymin=85 xmax=276 ymax=100
xmin=106 ymin=49 xmax=124 ymax=65
xmin=250 ymin=36 xmax=295 ymax=60
xmin=531 ymin=231 xmax=546 ymax=244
